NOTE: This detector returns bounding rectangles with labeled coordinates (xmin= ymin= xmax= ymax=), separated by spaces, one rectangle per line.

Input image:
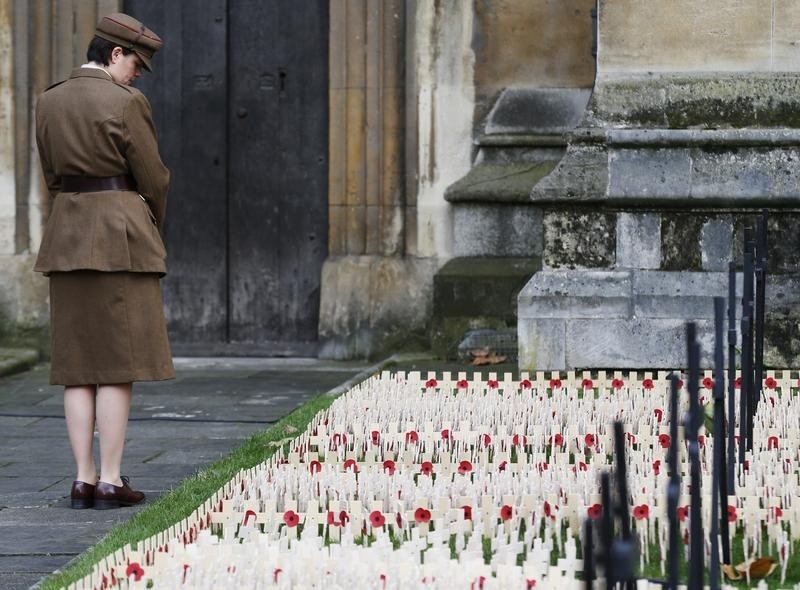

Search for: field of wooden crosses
xmin=66 ymin=370 xmax=800 ymax=589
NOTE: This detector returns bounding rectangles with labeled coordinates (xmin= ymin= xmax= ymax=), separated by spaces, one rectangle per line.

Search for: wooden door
xmin=124 ymin=1 xmax=328 ymax=355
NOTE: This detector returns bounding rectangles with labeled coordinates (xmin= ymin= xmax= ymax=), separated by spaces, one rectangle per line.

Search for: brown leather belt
xmin=60 ymin=175 xmax=137 ymax=193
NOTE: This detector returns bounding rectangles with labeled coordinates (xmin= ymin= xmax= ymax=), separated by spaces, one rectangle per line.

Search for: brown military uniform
xmin=35 ymin=66 xmax=175 ymax=385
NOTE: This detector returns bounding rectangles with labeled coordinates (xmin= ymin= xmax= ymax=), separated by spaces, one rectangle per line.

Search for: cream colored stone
xmin=414 ymin=2 xmax=474 ymax=259
xmin=473 ymin=0 xmax=596 ymax=101
xmin=599 ymin=0 xmax=772 ymax=73
xmin=773 ymin=0 xmax=800 ymax=72
xmin=0 ymin=0 xmax=14 ymax=255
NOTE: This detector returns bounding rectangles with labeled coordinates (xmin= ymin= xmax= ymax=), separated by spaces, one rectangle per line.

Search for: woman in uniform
xmin=34 ymin=13 xmax=173 ymax=509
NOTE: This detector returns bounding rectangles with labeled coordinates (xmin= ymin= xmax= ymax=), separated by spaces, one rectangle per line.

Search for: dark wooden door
xmin=124 ymin=1 xmax=328 ymax=355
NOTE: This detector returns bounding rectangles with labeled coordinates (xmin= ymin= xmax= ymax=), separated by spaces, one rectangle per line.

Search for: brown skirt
xmin=49 ymin=271 xmax=175 ymax=386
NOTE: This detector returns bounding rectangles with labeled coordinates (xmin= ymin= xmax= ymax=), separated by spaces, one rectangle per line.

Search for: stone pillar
xmin=321 ymin=0 xmax=436 ymax=359
xmin=329 ymin=0 xmax=406 ymax=257
xmin=0 ymin=0 xmax=15 ymax=255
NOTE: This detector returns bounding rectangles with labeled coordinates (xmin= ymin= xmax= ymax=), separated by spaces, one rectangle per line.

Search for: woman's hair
xmin=86 ymin=36 xmax=133 ymax=65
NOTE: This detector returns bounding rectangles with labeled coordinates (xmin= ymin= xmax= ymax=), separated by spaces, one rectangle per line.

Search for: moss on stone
xmin=660 ymin=214 xmax=704 ymax=271
xmin=543 ymin=210 xmax=616 ymax=269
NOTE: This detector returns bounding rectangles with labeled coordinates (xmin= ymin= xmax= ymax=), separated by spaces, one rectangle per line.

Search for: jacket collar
xmin=70 ymin=67 xmax=114 ymax=81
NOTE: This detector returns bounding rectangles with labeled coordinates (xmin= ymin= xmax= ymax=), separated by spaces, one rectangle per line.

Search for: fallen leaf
xmin=471 ymin=353 xmax=507 ymax=366
xmin=282 ymin=424 xmax=299 ymax=434
xmin=734 ymin=557 xmax=777 ymax=579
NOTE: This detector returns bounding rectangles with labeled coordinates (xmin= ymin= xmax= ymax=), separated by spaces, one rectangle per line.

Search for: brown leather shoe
xmin=94 ymin=476 xmax=145 ymax=509
xmin=70 ymin=480 xmax=95 ymax=509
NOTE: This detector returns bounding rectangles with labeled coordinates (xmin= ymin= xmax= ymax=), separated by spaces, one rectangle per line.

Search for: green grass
xmin=39 ymin=393 xmax=336 ymax=590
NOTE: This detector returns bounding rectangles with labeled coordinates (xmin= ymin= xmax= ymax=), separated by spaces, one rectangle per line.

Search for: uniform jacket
xmin=34 ymin=67 xmax=169 ymax=275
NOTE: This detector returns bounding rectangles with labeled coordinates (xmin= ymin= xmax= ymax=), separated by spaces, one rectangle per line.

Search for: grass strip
xmin=39 ymin=393 xmax=336 ymax=590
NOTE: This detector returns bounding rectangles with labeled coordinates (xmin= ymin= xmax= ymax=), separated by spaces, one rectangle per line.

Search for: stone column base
xmin=518 ymin=269 xmax=800 ymax=370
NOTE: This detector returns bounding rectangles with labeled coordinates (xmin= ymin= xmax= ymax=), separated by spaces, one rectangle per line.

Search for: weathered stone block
xmin=518 ymin=318 xmax=566 ymax=371
xmin=632 ymin=271 xmax=732 ymax=319
xmin=543 ymin=211 xmax=616 ymax=268
xmin=518 ymin=270 xmax=632 ymax=319
xmin=616 ymin=213 xmax=660 ymax=269
xmin=484 ymin=88 xmax=592 ymax=135
xmin=608 ymin=148 xmax=692 ymax=199
xmin=565 ymin=319 xmax=715 ymax=368
xmin=452 ymin=204 xmax=543 ymax=258
xmin=701 ymin=219 xmax=733 ymax=271
xmin=661 ymin=213 xmax=705 ymax=271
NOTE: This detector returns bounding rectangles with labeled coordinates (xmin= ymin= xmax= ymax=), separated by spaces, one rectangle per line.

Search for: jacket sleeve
xmin=34 ymin=102 xmax=62 ymax=200
xmin=122 ymin=92 xmax=170 ymax=230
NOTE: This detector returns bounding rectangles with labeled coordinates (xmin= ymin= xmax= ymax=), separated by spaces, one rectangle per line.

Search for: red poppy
xmin=332 ymin=433 xmax=347 ymax=447
xmin=405 ymin=430 xmax=419 ymax=444
xmin=772 ymin=506 xmax=783 ymax=521
xmin=581 ymin=378 xmax=594 ymax=390
xmin=658 ymin=434 xmax=671 ymax=448
xmin=457 ymin=379 xmax=469 ymax=389
xmin=283 ymin=510 xmax=300 ymax=527
xmin=527 ymin=580 xmax=537 ymax=589
xmin=441 ymin=429 xmax=451 ymax=440
xmin=425 ymin=378 xmax=438 ymax=388
xmin=420 ymin=461 xmax=434 ymax=475
xmin=500 ymin=505 xmax=513 ymax=520
xmin=543 ymin=501 xmax=557 ymax=519
xmin=677 ymin=378 xmax=684 ymax=389
xmin=243 ymin=509 xmax=257 ymax=526
xmin=768 ymin=436 xmax=779 ymax=450
xmin=536 ymin=461 xmax=549 ymax=472
xmin=458 ymin=460 xmax=473 ymax=474
xmin=343 ymin=458 xmax=358 ymax=472
xmin=612 ymin=378 xmax=624 ymax=390
xmin=462 ymin=505 xmax=473 ymax=520
xmin=587 ymin=504 xmax=602 ymax=520
xmin=654 ymin=408 xmax=663 ymax=423
xmin=309 ymin=460 xmax=322 ymax=474
xmin=482 ymin=434 xmax=492 ymax=447
xmin=551 ymin=433 xmax=564 ymax=447
xmin=487 ymin=379 xmax=499 ymax=389
xmin=369 ymin=510 xmax=386 ymax=527
xmin=383 ymin=459 xmax=396 ymax=475
xmin=697 ymin=435 xmax=705 ymax=448
xmin=512 ymin=434 xmax=527 ymax=446
xmin=498 ymin=460 xmax=508 ymax=471
xmin=326 ymin=511 xmax=337 ymax=525
xmin=770 ymin=396 xmax=776 ymax=407
xmin=371 ymin=430 xmax=380 ymax=445
xmin=126 ymin=563 xmax=145 ymax=582
xmin=396 ymin=512 xmax=403 ymax=528
xmin=626 ymin=432 xmax=637 ymax=446
xmin=414 ymin=507 xmax=432 ymax=523
xmin=642 ymin=378 xmax=655 ymax=390
xmin=633 ymin=504 xmax=649 ymax=520
xmin=652 ymin=459 xmax=661 ymax=475
xmin=765 ymin=377 xmax=777 ymax=390
xmin=727 ymin=505 xmax=737 ymax=522
xmin=702 ymin=377 xmax=714 ymax=390
xmin=273 ymin=568 xmax=282 ymax=583
xmin=520 ymin=379 xmax=533 ymax=389
xmin=735 ymin=376 xmax=742 ymax=389
xmin=677 ymin=505 xmax=689 ymax=522
xmin=549 ymin=378 xmax=561 ymax=389
xmin=577 ymin=461 xmax=587 ymax=472
xmin=584 ymin=433 xmax=596 ymax=448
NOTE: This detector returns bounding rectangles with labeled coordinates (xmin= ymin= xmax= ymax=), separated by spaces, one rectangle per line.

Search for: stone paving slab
xmin=0 ymin=357 xmax=369 ymax=590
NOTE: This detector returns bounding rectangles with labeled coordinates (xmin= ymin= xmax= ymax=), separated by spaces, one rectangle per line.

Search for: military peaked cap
xmin=95 ymin=12 xmax=162 ymax=72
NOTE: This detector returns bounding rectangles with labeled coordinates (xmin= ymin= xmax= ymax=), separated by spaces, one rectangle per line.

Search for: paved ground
xmin=0 ymin=357 xmax=369 ymax=590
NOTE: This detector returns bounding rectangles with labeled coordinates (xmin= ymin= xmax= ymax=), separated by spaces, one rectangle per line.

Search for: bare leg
xmin=64 ymin=385 xmax=98 ymax=483
xmin=96 ymin=383 xmax=132 ymax=487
